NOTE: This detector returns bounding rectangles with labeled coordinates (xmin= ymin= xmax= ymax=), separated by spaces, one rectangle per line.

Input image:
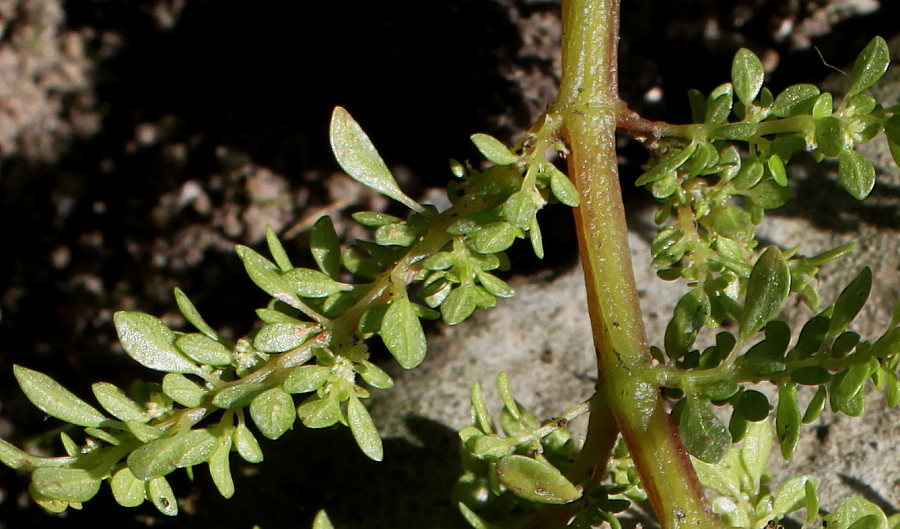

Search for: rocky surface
xmin=0 ymin=1 xmax=897 ymax=528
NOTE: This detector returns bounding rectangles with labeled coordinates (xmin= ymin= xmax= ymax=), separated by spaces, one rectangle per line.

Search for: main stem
xmin=552 ymin=2 xmax=726 ymax=528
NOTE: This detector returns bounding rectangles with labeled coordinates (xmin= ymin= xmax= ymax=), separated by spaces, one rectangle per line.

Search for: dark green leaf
xmin=847 ymin=36 xmax=890 ymax=96
xmin=737 ymin=390 xmax=771 ymax=422
xmin=739 ymin=247 xmax=791 ymax=340
xmin=741 ymin=179 xmax=792 ymax=210
xmin=114 ymin=312 xmax=201 ymax=375
xmin=250 ymin=387 xmax=296 ymax=440
xmin=776 ymin=383 xmax=801 ymax=458
xmin=471 ymin=133 xmax=518 ymax=165
xmin=347 ymin=395 xmax=383 ymax=461
xmin=311 ymin=216 xmax=342 ymax=278
xmin=496 ymin=455 xmax=580 ymax=504
xmin=329 ymin=106 xmax=422 ymax=212
xmin=470 ymin=382 xmax=494 ymax=434
xmin=791 ymin=315 xmax=830 ymax=359
xmin=815 ymin=117 xmax=845 ymax=157
xmin=803 ymin=386 xmax=828 ymax=424
xmin=351 ymin=211 xmax=402 ymax=227
xmin=732 ymin=159 xmax=765 ymax=189
xmin=768 ymin=155 xmax=787 ymax=186
xmin=839 ymin=150 xmax=876 ymax=199
xmin=380 ymin=296 xmax=426 ymax=369
xmin=664 ymin=289 xmax=710 ymax=359
xmin=636 ymin=143 xmax=698 ymax=186
xmin=128 ymin=429 xmax=218 ymax=480
xmin=832 ymin=331 xmax=861 ymax=358
xmin=706 ymin=86 xmax=734 ymax=124
xmin=830 ymin=267 xmax=872 ymax=335
xmin=732 ymin=48 xmax=765 ymax=106
xmin=31 ymin=467 xmax=101 ymax=503
xmin=442 ymin=286 xmax=478 ymax=326
xmin=14 ymin=365 xmax=107 ymax=428
xmin=678 ymin=397 xmax=731 ymax=463
xmin=502 ymin=189 xmax=539 ymax=230
xmin=791 ymin=366 xmax=831 ymax=385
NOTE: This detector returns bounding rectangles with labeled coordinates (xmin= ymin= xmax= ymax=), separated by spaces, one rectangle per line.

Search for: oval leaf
xmin=677 ymin=397 xmax=731 ymax=463
xmin=495 ymin=455 xmax=580 ymax=505
xmin=110 ymin=467 xmax=146 ymax=508
xmin=347 ymin=395 xmax=383 ymax=461
xmin=92 ymin=382 xmax=146 ymax=422
xmin=31 ymin=467 xmax=101 ymax=503
xmin=846 ymin=36 xmax=890 ymax=97
xmin=380 ymin=297 xmax=426 ymax=369
xmin=838 ymin=149 xmax=876 ymax=200
xmin=471 ymin=133 xmax=518 ymax=165
xmin=739 ymin=247 xmax=790 ymax=340
xmin=127 ymin=429 xmax=219 ymax=480
xmin=732 ymin=48 xmax=765 ymax=106
xmin=14 ymin=365 xmax=107 ymax=428
xmin=330 ymin=106 xmax=423 ymax=212
xmin=114 ymin=312 xmax=200 ymax=375
xmin=250 ymin=387 xmax=296 ymax=440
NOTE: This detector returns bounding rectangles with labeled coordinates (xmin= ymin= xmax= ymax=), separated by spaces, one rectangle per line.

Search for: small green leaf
xmin=162 ymin=373 xmax=207 ymax=408
xmin=839 ymin=150 xmax=876 ymax=199
xmin=529 ymin=215 xmax=544 ymax=259
xmin=31 ymin=467 xmax=101 ymax=503
xmin=847 ymin=36 xmax=890 ymax=97
xmin=495 ymin=372 xmax=521 ymax=421
xmin=147 ymin=476 xmax=177 ymax=516
xmin=767 ymin=155 xmax=787 ymax=186
xmin=254 ymin=322 xmax=319 ymax=353
xmin=737 ymin=390 xmax=771 ymax=422
xmin=128 ymin=429 xmax=218 ymax=479
xmin=776 ymin=383 xmax=801 ymax=458
xmin=284 ymin=268 xmax=352 ymax=299
xmin=14 ymin=365 xmax=107 ymax=428
xmin=502 ymin=189 xmax=539 ymax=230
xmin=677 ymin=397 xmax=731 ymax=463
xmin=0 ymin=438 xmax=40 ymax=470
xmin=380 ymin=296 xmax=426 ymax=369
xmin=212 ymin=383 xmax=268 ymax=409
xmin=234 ymin=422 xmax=264 ymax=463
xmin=773 ymin=475 xmax=818 ymax=517
xmin=92 ymin=382 xmax=146 ymax=422
xmin=110 ymin=467 xmax=145 ymax=508
xmin=250 ymin=387 xmax=296 ymax=440
xmin=706 ymin=85 xmax=734 ymax=124
xmin=791 ymin=366 xmax=831 ymax=386
xmin=548 ymin=166 xmax=580 ymax=207
xmin=830 ymin=267 xmax=872 ymax=335
xmin=297 ymin=395 xmax=342 ymax=428
xmin=174 ymin=288 xmax=218 ymax=340
xmin=740 ymin=420 xmax=773 ymax=489
xmin=471 ymin=133 xmax=518 ymax=165
xmin=805 ymin=479 xmax=820 ymax=523
xmin=803 ymin=386 xmax=828 ymax=424
xmin=815 ymin=116 xmax=845 ymax=157
xmin=347 ymin=395 xmax=383 ymax=461
xmin=265 ymin=225 xmax=293 ymax=272
xmin=175 ymin=333 xmax=233 ymax=366
xmin=282 ymin=365 xmax=331 ymax=394
xmin=496 ymin=455 xmax=581 ymax=504
xmin=636 ymin=143 xmax=698 ymax=186
xmin=356 ymin=360 xmax=394 ymax=390
xmin=826 ymin=497 xmax=888 ymax=529
xmin=114 ymin=312 xmax=201 ymax=375
xmin=208 ymin=434 xmax=234 ymax=499
xmin=664 ymin=289 xmax=710 ymax=359
xmin=458 ymin=502 xmax=498 ymax=529
xmin=732 ymin=48 xmax=765 ymax=106
xmin=470 ymin=382 xmax=494 ymax=434
xmin=127 ymin=420 xmax=166 ymax=443
xmin=329 ymin=106 xmax=423 ymax=213
xmin=772 ymin=84 xmax=820 ymax=117
xmin=739 ymin=247 xmax=791 ymax=340
xmin=311 ymin=216 xmax=342 ymax=278
xmin=313 ymin=510 xmax=336 ymax=529
xmin=473 ymin=222 xmax=518 ymax=254
xmin=442 ymin=285 xmax=478 ymax=326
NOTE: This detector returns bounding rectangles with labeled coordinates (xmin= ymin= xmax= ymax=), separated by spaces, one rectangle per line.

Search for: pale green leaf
xmin=442 ymin=286 xmax=477 ymax=326
xmin=458 ymin=502 xmax=498 ymax=529
xmin=347 ymin=394 xmax=383 ymax=461
xmin=313 ymin=510 xmax=336 ymax=529
xmin=147 ymin=476 xmax=177 ymax=516
xmin=739 ymin=419 xmax=773 ymax=489
xmin=114 ymin=312 xmax=201 ymax=375
xmin=92 ymin=382 xmax=146 ymax=422
xmin=739 ymin=247 xmax=790 ymax=340
xmin=473 ymin=222 xmax=518 ymax=254
xmin=380 ymin=296 xmax=426 ymax=369
xmin=772 ymin=84 xmax=820 ymax=117
xmin=282 ymin=365 xmax=331 ymax=394
xmin=208 ymin=434 xmax=234 ymax=499
xmin=773 ymin=475 xmax=818 ymax=517
xmin=678 ymin=397 xmax=731 ymax=463
xmin=234 ymin=422 xmax=264 ymax=463
xmin=31 ymin=467 xmax=101 ymax=503
xmin=127 ymin=429 xmax=219 ymax=479
xmin=847 ymin=36 xmax=890 ymax=97
xmin=311 ymin=216 xmax=341 ymax=278
xmin=839 ymin=150 xmax=876 ymax=200
xmin=236 ymin=245 xmax=303 ymax=309
xmin=175 ymin=333 xmax=233 ymax=366
xmin=13 ymin=365 xmax=107 ymax=428
xmin=253 ymin=322 xmax=319 ymax=353
xmin=110 ymin=467 xmax=145 ymax=508
xmin=356 ymin=360 xmax=394 ymax=390
xmin=776 ymin=383 xmax=801 ymax=458
xmin=826 ymin=496 xmax=888 ymax=529
xmin=548 ymin=165 xmax=580 ymax=207
xmin=471 ymin=133 xmax=518 ymax=165
xmin=495 ymin=455 xmax=581 ymax=504
xmin=212 ymin=382 xmax=268 ymax=409
xmin=265 ymin=224 xmax=293 ymax=272
xmin=174 ymin=288 xmax=218 ymax=340
xmin=0 ymin=437 xmax=41 ymax=470
xmin=250 ymin=387 xmax=296 ymax=440
xmin=162 ymin=373 xmax=207 ymax=408
xmin=732 ymin=48 xmax=765 ymax=106
xmin=329 ymin=106 xmax=423 ymax=212
xmin=284 ymin=268 xmax=352 ymax=298
xmin=297 ymin=396 xmax=342 ymax=428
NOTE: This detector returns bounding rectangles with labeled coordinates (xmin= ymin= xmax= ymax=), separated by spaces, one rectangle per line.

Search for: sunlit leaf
xmin=31 ymin=467 xmax=101 ymax=503
xmin=846 ymin=36 xmax=890 ymax=97
xmin=250 ymin=387 xmax=296 ymax=440
xmin=732 ymin=48 xmax=765 ymax=106
xmin=495 ymin=455 xmax=580 ymax=504
xmin=347 ymin=395 xmax=383 ymax=461
xmin=839 ymin=150 xmax=876 ymax=200
xmin=128 ymin=429 xmax=218 ymax=480
xmin=380 ymin=296 xmax=426 ymax=369
xmin=471 ymin=133 xmax=518 ymax=165
xmin=14 ymin=365 xmax=107 ymax=428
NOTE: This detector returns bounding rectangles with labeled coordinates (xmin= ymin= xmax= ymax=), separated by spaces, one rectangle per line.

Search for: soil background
xmin=0 ymin=1 xmax=897 ymax=528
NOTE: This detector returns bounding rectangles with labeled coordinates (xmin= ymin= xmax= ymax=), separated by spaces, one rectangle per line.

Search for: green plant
xmin=2 ymin=2 xmax=899 ymax=528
